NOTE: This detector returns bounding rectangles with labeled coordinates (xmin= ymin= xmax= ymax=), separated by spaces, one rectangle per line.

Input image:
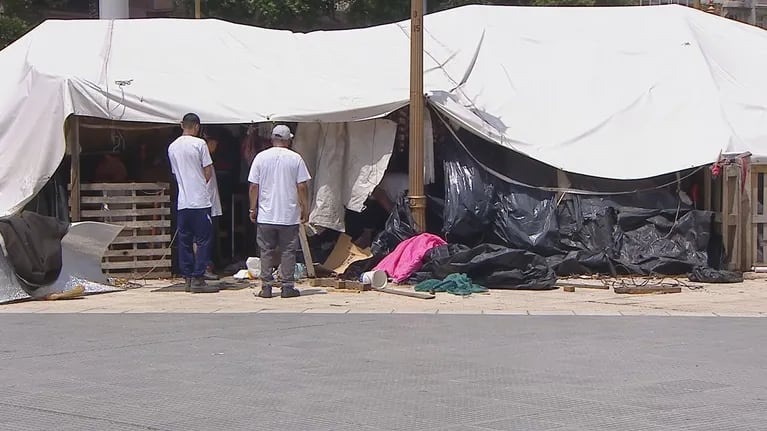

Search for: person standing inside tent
xmin=203 ymin=131 xmax=223 ymax=280
xmin=167 ymin=113 xmax=219 ymax=294
xmin=248 ymin=125 xmax=311 ymax=299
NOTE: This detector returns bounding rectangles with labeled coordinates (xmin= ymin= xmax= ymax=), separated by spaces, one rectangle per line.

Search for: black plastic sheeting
xmin=442 ymin=142 xmax=715 ymax=277
xmin=364 ymin=133 xmax=722 ymax=289
xmin=688 ymin=267 xmax=743 ymax=283
xmin=418 ymin=243 xmax=556 ymax=290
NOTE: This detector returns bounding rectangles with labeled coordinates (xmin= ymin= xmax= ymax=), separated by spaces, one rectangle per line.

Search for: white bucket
xmin=361 ymin=270 xmax=387 ymax=289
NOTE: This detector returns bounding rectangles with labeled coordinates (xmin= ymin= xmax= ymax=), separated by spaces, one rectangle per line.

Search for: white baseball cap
xmin=271 ymin=125 xmax=294 ymax=140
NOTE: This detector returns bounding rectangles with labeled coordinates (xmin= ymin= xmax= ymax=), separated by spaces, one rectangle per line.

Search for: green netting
xmin=415 ymin=273 xmax=488 ymax=296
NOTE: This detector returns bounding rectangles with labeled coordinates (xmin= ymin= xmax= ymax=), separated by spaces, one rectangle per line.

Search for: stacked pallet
xmin=78 ymin=183 xmax=172 ymax=279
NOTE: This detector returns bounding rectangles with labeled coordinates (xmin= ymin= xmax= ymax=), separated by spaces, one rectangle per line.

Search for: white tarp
xmin=294 ymin=119 xmax=397 ymax=232
xmin=1 ymin=5 xmax=767 ymax=216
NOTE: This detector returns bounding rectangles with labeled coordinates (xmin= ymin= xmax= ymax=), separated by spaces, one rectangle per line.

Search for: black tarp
xmin=441 ymin=137 xmax=714 ymax=277
xmin=367 ymin=127 xmax=719 ymax=288
xmin=0 ymin=211 xmax=68 ymax=287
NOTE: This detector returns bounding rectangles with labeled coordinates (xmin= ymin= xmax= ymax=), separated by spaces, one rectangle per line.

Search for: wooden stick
xmin=371 ymin=286 xmax=434 ymax=300
xmin=69 ymin=116 xmax=81 ymax=222
xmin=614 ymin=286 xmax=682 ymax=295
xmin=298 ymin=224 xmax=316 ymax=278
xmin=558 ymin=282 xmax=609 ymax=290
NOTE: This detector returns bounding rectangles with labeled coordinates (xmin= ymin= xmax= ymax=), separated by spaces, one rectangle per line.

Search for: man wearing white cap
xmin=248 ymin=124 xmax=311 ymax=298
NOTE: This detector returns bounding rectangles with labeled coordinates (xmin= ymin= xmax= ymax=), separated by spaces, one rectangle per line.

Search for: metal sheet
xmin=0 ymin=222 xmax=125 ymax=303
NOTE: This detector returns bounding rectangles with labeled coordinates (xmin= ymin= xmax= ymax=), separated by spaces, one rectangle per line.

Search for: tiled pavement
xmin=2 ymin=276 xmax=767 ymax=317
xmin=0 ymin=314 xmax=765 ymax=430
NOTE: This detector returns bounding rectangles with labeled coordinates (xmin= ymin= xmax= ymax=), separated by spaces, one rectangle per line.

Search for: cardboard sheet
xmin=320 ymin=234 xmax=372 ymax=275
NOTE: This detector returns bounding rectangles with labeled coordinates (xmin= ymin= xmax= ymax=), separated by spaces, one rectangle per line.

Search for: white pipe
xmin=99 ymin=0 xmax=129 ymax=19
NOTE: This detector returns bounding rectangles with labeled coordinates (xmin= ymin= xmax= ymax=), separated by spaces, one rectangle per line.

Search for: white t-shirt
xmin=167 ymin=135 xmax=213 ymax=210
xmin=378 ymin=172 xmax=409 ymax=202
xmin=248 ymin=147 xmax=311 ymax=226
xmin=208 ymin=166 xmax=222 ymax=217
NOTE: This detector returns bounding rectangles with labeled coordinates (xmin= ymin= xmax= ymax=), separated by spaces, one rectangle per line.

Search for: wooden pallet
xmin=77 ymin=183 xmax=172 ymax=279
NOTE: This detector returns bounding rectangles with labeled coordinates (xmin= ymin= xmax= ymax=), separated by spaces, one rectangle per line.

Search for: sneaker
xmin=281 ymin=286 xmax=301 ymax=298
xmin=184 ymin=278 xmax=192 ymax=292
xmin=203 ymin=271 xmax=220 ymax=281
xmin=257 ymin=285 xmax=273 ymax=298
xmin=191 ymin=278 xmax=220 ymax=294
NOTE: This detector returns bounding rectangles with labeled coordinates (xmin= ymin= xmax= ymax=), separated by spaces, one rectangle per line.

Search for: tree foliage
xmin=0 ymin=15 xmax=28 ymax=48
xmin=0 ymin=0 xmax=637 ymax=49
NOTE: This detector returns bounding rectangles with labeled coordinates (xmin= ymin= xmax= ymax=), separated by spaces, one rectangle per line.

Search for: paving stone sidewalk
xmin=1 ymin=314 xmax=766 ymax=430
xmin=2 ymin=276 xmax=766 ymax=316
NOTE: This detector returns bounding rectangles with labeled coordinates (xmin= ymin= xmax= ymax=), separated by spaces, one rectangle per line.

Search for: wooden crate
xmin=751 ymin=165 xmax=767 ymax=266
xmin=77 ymin=183 xmax=172 ymax=279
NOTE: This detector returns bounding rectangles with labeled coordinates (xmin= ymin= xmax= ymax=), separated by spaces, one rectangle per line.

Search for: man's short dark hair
xmin=182 ymin=113 xmax=200 ymax=129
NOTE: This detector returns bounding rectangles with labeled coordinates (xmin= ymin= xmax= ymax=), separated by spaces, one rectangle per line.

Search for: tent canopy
xmin=1 ymin=4 xmax=766 ymax=216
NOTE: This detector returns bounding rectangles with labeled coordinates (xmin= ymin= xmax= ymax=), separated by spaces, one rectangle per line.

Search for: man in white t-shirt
xmin=167 ymin=113 xmax=218 ymax=294
xmin=203 ymin=133 xmax=223 ymax=281
xmin=248 ymin=125 xmax=311 ymax=299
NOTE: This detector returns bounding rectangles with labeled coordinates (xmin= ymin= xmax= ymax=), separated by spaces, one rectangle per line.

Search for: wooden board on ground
xmin=372 ymin=286 xmax=435 ymax=300
xmin=614 ymin=286 xmax=682 ymax=295
xmin=557 ymin=282 xmax=609 ymax=290
xmin=310 ymin=278 xmax=337 ymax=288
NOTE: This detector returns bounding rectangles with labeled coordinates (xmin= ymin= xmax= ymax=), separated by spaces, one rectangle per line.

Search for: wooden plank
xmin=102 ymin=259 xmax=171 ymax=270
xmin=106 ymin=271 xmax=173 ymax=280
xmin=69 ymin=117 xmax=81 ymax=222
xmin=557 ymin=282 xmax=609 ymax=290
xmin=761 ymin=170 xmax=767 ymax=265
xmin=79 ymin=182 xmax=170 ymax=191
xmin=111 ymin=234 xmax=171 ymax=244
xmin=614 ymin=286 xmax=682 ymax=295
xmin=104 ymin=248 xmax=171 ymax=258
xmin=107 ymin=220 xmax=171 ymax=229
xmin=80 ymin=195 xmax=170 ymax=204
xmin=81 ymin=208 xmax=171 ymax=218
xmin=371 ymin=286 xmax=435 ymax=300
xmin=703 ymin=167 xmax=712 ymax=211
xmin=742 ymin=162 xmax=754 ymax=271
xmin=298 ymin=224 xmax=316 ymax=278
xmin=310 ymin=278 xmax=338 ymax=288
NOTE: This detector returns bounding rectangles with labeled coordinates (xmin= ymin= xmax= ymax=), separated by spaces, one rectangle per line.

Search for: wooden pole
xmin=409 ymin=0 xmax=426 ymax=232
xmin=194 ymin=0 xmax=201 ymax=18
xmin=69 ymin=116 xmax=81 ymax=222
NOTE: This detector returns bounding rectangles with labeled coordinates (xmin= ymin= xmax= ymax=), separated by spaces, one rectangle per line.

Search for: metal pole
xmin=409 ymin=0 xmax=426 ymax=232
xmin=69 ymin=117 xmax=81 ymax=222
xmin=195 ymin=0 xmax=201 ymax=18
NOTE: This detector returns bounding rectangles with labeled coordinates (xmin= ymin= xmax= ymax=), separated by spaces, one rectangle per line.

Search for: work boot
xmin=184 ymin=278 xmax=192 ymax=293
xmin=191 ymin=278 xmax=220 ymax=294
xmin=281 ymin=286 xmax=301 ymax=298
xmin=257 ymin=285 xmax=273 ymax=298
xmin=203 ymin=271 xmax=220 ymax=281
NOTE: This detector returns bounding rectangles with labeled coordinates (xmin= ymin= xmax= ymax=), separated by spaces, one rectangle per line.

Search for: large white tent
xmin=1 ymin=4 xmax=766 ymax=216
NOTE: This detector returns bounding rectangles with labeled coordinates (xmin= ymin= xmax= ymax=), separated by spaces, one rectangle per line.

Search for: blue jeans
xmin=177 ymin=208 xmax=212 ymax=278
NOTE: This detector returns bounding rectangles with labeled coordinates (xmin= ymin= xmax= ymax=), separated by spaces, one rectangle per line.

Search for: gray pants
xmin=256 ymin=224 xmax=299 ymax=288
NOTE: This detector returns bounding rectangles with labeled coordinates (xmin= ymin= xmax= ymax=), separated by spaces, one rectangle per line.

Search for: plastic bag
xmin=688 ymin=267 xmax=743 ymax=283
xmin=428 ymin=244 xmax=557 ymax=290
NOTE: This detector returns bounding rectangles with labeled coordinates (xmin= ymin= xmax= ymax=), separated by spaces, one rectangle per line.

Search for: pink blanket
xmin=374 ymin=233 xmax=447 ymax=283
